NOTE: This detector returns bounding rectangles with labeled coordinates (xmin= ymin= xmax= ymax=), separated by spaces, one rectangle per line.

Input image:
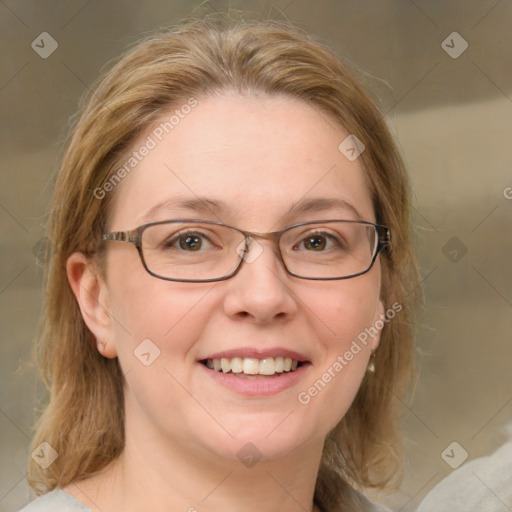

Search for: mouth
xmin=200 ymin=356 xmax=304 ymax=379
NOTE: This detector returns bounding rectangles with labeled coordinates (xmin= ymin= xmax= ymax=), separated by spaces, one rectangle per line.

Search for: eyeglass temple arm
xmin=377 ymin=227 xmax=391 ymax=249
xmin=102 ymin=230 xmax=141 ymax=244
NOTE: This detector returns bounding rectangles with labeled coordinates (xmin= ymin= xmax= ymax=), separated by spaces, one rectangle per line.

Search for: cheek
xmin=105 ymin=270 xmax=220 ymax=435
xmin=105 ymin=253 xmax=216 ymax=372
xmin=295 ymin=278 xmax=380 ymax=429
xmin=306 ymin=275 xmax=381 ymax=350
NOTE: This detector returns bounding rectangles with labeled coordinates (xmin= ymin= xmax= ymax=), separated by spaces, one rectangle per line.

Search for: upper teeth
xmin=205 ymin=357 xmax=299 ymax=375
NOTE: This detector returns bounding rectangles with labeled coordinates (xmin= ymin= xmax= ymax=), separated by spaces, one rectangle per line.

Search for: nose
xmin=222 ymin=238 xmax=298 ymax=324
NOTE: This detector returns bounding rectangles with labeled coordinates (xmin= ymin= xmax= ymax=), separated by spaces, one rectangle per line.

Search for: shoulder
xmin=360 ymin=494 xmax=393 ymax=512
xmin=417 ymin=440 xmax=512 ymax=511
xmin=344 ymin=487 xmax=393 ymax=512
xmin=316 ymin=475 xmax=393 ymax=512
xmin=19 ymin=489 xmax=92 ymax=512
xmin=352 ymin=488 xmax=393 ymax=512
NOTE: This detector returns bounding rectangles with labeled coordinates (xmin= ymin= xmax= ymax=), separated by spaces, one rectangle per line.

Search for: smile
xmin=202 ymin=356 xmax=301 ymax=378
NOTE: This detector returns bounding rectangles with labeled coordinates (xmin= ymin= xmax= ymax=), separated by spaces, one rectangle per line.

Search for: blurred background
xmin=1 ymin=1 xmax=511 ymax=510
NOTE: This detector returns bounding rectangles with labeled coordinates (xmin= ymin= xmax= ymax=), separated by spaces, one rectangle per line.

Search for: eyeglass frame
xmin=101 ymin=218 xmax=391 ymax=283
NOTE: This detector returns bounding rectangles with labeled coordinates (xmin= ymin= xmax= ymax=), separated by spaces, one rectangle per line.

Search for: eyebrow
xmin=139 ymin=196 xmax=364 ymax=224
xmin=284 ymin=197 xmax=363 ymax=221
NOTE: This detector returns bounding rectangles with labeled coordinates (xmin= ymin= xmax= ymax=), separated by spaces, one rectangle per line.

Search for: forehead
xmin=109 ymin=92 xmax=375 ymax=230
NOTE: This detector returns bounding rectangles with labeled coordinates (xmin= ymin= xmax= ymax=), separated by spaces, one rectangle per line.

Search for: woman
xmin=23 ymin=14 xmax=421 ymax=512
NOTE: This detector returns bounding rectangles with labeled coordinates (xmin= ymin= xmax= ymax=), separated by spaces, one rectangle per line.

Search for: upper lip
xmin=199 ymin=347 xmax=310 ymax=362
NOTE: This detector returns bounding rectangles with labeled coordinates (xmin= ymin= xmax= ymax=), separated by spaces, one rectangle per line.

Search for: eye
xmin=295 ymin=231 xmax=343 ymax=251
xmin=302 ymin=234 xmax=327 ymax=251
xmin=164 ymin=231 xmax=215 ymax=251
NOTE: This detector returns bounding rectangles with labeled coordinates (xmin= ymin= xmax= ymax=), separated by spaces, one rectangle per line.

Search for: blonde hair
xmin=29 ymin=14 xmax=421 ymax=510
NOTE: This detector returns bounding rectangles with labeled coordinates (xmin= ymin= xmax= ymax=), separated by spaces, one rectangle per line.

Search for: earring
xmin=367 ymin=351 xmax=376 ymax=373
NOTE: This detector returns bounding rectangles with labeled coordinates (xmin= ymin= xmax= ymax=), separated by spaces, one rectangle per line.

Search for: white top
xmin=19 ymin=490 xmax=91 ymax=511
xmin=417 ymin=440 xmax=512 ymax=511
xmin=19 ymin=488 xmax=391 ymax=511
xmin=22 ymin=439 xmax=512 ymax=511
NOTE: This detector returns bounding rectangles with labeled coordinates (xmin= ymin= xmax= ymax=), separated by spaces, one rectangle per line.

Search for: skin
xmin=66 ymin=91 xmax=385 ymax=512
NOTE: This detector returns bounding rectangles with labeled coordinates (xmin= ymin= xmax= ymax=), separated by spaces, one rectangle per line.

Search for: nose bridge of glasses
xmin=234 ymin=230 xmax=284 ymax=269
xmin=245 ymin=230 xmax=283 ymax=252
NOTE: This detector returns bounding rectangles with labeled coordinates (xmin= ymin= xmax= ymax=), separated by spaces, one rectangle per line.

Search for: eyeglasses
xmin=102 ymin=219 xmax=391 ymax=282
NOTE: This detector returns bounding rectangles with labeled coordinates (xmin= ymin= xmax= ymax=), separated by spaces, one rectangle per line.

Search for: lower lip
xmin=198 ymin=362 xmax=311 ymax=397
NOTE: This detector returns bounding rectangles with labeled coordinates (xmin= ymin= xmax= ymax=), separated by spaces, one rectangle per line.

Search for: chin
xmin=212 ymin=419 xmax=317 ymax=461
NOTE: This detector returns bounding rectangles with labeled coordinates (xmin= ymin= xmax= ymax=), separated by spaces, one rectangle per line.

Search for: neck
xmin=67 ymin=412 xmax=325 ymax=512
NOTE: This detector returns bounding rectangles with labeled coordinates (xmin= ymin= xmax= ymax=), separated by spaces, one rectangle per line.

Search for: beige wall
xmin=371 ymin=95 xmax=512 ymax=509
xmin=1 ymin=1 xmax=511 ymax=510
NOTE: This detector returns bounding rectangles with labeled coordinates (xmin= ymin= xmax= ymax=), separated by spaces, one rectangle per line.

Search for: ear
xmin=66 ymin=252 xmax=118 ymax=359
xmin=370 ymin=300 xmax=386 ymax=352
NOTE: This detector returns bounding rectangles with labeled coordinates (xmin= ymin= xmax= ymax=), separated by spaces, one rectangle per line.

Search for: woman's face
xmin=91 ymin=92 xmax=384 ymax=464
